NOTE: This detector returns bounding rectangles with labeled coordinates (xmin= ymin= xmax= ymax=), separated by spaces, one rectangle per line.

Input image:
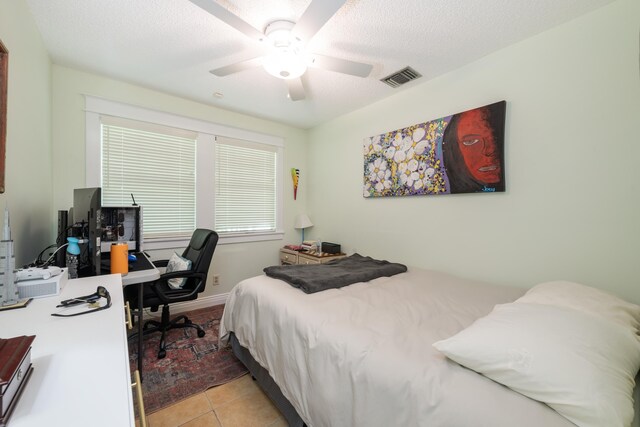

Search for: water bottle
xmin=66 ymin=237 xmax=80 ymax=279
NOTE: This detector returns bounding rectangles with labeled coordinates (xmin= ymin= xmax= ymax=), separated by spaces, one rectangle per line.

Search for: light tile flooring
xmin=142 ymin=374 xmax=287 ymax=427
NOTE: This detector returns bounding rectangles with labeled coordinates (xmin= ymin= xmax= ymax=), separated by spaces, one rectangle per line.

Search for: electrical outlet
xmin=213 ymin=274 xmax=220 ymax=286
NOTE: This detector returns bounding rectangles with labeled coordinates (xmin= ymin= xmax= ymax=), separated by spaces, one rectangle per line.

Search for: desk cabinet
xmin=280 ymin=248 xmax=346 ymax=265
xmin=0 ymin=274 xmax=137 ymax=426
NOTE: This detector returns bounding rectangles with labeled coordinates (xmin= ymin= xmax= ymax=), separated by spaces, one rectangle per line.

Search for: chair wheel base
xmin=158 ymin=349 xmax=166 ymax=359
xmin=197 ymin=330 xmax=205 ymax=338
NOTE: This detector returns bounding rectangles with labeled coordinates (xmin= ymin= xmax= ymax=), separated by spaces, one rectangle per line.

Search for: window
xmin=85 ymin=96 xmax=284 ymax=249
xmin=101 ymin=116 xmax=197 ymax=239
xmin=215 ymin=137 xmax=277 ymax=234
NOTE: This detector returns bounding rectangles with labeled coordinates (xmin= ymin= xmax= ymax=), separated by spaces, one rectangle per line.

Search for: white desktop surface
xmin=120 ymin=265 xmax=160 ymax=286
xmin=0 ymin=274 xmax=135 ymax=427
xmin=112 ymin=252 xmax=160 ymax=287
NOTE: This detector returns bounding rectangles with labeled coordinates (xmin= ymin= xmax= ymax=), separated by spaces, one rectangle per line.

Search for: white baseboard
xmin=171 ymin=293 xmax=229 ymax=314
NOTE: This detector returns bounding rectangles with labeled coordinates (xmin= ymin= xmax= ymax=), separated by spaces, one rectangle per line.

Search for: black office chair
xmin=127 ymin=228 xmax=218 ymax=359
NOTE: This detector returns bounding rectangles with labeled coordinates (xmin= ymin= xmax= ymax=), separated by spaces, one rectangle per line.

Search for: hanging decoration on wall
xmin=363 ymin=101 xmax=506 ymax=198
xmin=291 ymin=168 xmax=300 ymax=200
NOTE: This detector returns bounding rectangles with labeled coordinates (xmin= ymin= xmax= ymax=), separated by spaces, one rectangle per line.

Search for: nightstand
xmin=279 ymin=248 xmax=300 ymax=265
xmin=279 ymin=248 xmax=346 ymax=265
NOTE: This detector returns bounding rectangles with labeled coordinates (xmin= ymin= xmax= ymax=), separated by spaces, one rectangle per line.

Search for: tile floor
xmin=142 ymin=374 xmax=287 ymax=427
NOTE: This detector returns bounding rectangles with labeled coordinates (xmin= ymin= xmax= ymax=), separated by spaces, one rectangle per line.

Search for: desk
xmin=0 ymin=275 xmax=135 ymax=426
xmin=104 ymin=252 xmax=160 ymax=378
xmin=102 ymin=251 xmax=160 ymax=286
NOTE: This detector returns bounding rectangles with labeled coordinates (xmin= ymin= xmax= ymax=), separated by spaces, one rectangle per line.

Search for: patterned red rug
xmin=129 ymin=304 xmax=248 ymax=414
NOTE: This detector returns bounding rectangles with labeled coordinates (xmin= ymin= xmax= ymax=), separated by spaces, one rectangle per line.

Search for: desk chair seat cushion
xmin=126 ymin=280 xmax=196 ymax=310
xmin=166 ymin=252 xmax=192 ymax=289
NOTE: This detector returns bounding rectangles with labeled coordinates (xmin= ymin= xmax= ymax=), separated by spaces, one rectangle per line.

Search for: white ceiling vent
xmin=380 ymin=66 xmax=422 ymax=88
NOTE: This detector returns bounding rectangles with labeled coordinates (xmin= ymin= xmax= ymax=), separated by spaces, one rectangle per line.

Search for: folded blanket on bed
xmin=263 ymin=253 xmax=407 ymax=293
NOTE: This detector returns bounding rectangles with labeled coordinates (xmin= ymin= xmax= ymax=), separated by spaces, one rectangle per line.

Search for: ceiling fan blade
xmin=188 ymin=0 xmax=265 ymax=42
xmin=210 ymin=57 xmax=263 ymax=76
xmin=308 ymin=54 xmax=373 ymax=78
xmin=291 ymin=0 xmax=346 ymax=46
xmin=286 ymin=78 xmax=306 ymax=101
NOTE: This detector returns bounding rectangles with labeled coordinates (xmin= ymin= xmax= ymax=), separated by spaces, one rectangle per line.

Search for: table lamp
xmin=294 ymin=214 xmax=313 ymax=243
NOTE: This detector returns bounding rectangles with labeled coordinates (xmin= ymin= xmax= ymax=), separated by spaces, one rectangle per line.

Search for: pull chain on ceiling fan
xmin=187 ymin=0 xmax=373 ymax=101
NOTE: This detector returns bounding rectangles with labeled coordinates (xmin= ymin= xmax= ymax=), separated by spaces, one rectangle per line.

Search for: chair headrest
xmin=189 ymin=229 xmax=213 ymax=250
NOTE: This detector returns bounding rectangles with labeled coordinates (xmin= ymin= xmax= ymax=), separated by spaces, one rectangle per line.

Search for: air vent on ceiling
xmin=380 ymin=66 xmax=422 ymax=88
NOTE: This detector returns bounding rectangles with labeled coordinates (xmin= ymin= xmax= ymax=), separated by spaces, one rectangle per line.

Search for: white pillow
xmin=166 ymin=252 xmax=192 ymax=289
xmin=517 ymin=281 xmax=640 ymax=334
xmin=433 ymin=302 xmax=640 ymax=427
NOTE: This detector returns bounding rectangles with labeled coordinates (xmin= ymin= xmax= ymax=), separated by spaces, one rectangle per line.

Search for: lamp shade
xmin=294 ymin=214 xmax=313 ymax=229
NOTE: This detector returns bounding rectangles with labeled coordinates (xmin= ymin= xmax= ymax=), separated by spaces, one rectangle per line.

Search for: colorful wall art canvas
xmin=363 ymin=101 xmax=506 ymax=197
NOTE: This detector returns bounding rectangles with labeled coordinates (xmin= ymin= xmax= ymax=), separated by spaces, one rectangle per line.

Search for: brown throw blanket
xmin=263 ymin=253 xmax=407 ymax=294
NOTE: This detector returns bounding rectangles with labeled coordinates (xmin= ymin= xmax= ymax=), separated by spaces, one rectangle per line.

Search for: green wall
xmin=307 ymin=0 xmax=640 ymax=304
xmin=0 ymin=0 xmax=52 ymax=265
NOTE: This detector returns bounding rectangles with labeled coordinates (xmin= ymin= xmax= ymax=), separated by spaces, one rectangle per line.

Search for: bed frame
xmin=229 ymin=332 xmax=305 ymax=427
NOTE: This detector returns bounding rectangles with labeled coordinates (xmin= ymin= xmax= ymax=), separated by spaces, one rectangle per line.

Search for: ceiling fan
xmin=188 ymin=0 xmax=373 ymax=101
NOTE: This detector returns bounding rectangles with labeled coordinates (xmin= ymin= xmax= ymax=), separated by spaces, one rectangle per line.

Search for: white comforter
xmin=219 ymin=268 xmax=581 ymax=427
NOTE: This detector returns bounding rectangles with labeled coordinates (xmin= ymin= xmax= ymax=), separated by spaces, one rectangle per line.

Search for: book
xmin=0 ymin=335 xmax=35 ymax=426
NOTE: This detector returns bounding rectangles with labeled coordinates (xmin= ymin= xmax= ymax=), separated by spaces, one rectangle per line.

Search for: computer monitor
xmin=72 ymin=187 xmax=102 ymax=277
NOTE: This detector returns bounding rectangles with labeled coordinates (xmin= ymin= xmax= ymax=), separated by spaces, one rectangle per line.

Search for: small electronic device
xmin=321 ymin=242 xmax=341 ymax=254
xmin=17 ymin=268 xmax=68 ymax=299
xmin=15 ymin=266 xmax=62 ymax=282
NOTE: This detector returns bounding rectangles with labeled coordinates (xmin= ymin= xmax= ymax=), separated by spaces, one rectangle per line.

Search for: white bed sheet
xmin=219 ymin=268 xmax=631 ymax=427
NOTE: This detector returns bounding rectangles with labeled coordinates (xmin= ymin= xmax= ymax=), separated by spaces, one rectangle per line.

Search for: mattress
xmin=220 ymin=267 xmax=636 ymax=427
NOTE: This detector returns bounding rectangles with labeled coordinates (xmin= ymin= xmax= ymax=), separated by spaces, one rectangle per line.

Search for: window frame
xmin=85 ymin=95 xmax=284 ymax=250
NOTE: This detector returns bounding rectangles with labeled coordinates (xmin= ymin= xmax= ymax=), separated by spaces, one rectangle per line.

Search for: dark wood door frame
xmin=0 ymin=39 xmax=7 ymax=194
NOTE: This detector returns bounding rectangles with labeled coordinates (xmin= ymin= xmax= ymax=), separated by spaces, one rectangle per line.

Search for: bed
xmin=219 ymin=263 xmax=640 ymax=427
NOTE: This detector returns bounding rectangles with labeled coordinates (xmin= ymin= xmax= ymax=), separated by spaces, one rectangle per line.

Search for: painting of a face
xmin=456 ymin=108 xmax=501 ymax=184
xmin=363 ymin=100 xmax=505 ymax=197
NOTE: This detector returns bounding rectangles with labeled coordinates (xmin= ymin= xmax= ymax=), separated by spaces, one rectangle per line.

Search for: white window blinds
xmin=101 ymin=116 xmax=197 ymax=239
xmin=215 ymin=137 xmax=277 ymax=234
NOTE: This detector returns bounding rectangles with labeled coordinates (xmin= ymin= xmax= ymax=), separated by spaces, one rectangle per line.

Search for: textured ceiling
xmin=25 ymin=0 xmax=614 ymax=129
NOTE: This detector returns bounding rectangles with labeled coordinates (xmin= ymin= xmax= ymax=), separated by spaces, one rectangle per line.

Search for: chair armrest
xmin=159 ymin=270 xmax=205 ymax=281
xmin=152 ymin=259 xmax=169 ymax=268
xmin=151 ymin=271 xmax=207 ymax=303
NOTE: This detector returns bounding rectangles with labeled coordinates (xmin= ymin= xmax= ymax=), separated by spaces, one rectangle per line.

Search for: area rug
xmin=128 ymin=304 xmax=248 ymax=414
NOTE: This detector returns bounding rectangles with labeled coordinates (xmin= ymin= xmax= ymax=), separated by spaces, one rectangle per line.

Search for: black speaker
xmin=56 ymin=210 xmax=68 ymax=267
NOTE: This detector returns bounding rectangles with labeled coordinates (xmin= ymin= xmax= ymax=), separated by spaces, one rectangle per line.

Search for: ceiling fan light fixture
xmin=263 ymin=50 xmax=307 ymax=79
xmin=264 ymin=20 xmax=298 ymax=48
